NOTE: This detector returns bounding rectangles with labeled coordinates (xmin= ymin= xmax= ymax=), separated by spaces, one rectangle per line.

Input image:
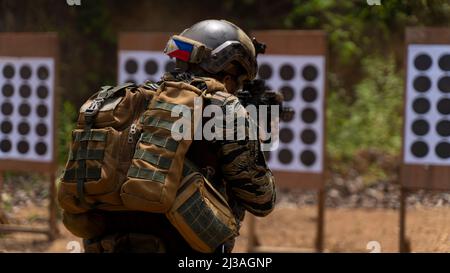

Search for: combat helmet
xmin=164 ymin=19 xmax=265 ymax=81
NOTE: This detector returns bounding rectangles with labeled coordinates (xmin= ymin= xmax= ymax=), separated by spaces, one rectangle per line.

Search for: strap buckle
xmin=85 ymin=97 xmax=105 ymax=117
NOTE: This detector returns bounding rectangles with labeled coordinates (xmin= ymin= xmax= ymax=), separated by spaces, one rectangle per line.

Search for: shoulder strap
xmin=77 ymin=82 xmax=134 ymax=207
xmin=98 ymin=82 xmax=135 ymax=100
xmin=84 ymin=82 xmax=135 ymax=125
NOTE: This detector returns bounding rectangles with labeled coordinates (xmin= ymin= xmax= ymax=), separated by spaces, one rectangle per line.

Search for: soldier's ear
xmin=222 ymin=74 xmax=237 ymax=94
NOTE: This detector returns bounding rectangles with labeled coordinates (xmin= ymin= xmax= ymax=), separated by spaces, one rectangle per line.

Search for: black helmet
xmin=164 ymin=19 xmax=264 ymax=80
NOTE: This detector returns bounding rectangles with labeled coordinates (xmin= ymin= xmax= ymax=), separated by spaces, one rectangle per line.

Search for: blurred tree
xmin=286 ymin=0 xmax=450 ymax=100
xmin=285 ymin=0 xmax=450 ymax=177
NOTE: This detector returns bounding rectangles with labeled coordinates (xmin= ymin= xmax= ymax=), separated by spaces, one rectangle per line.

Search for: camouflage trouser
xmin=83 ymin=233 xmax=167 ymax=253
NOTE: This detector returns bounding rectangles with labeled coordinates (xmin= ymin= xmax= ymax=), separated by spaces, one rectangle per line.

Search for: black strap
xmin=76 ymin=140 xmax=90 ymax=205
xmin=127 ymin=166 xmax=166 ymax=183
xmin=98 ymin=82 xmax=134 ymax=100
xmin=69 ymin=148 xmax=104 ymax=161
xmin=139 ymin=132 xmax=179 ymax=152
xmin=84 ymin=83 xmax=135 ymax=125
xmin=63 ymin=167 xmax=102 ymax=181
xmin=133 ymin=149 xmax=172 ymax=169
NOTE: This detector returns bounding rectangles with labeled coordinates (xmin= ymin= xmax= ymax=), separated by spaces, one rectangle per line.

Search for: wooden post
xmin=315 ymin=188 xmax=325 ymax=252
xmin=398 ymin=28 xmax=450 ymax=252
xmin=399 ymin=187 xmax=410 ymax=253
xmin=246 ymin=214 xmax=259 ymax=252
xmin=0 ymin=172 xmax=7 ymax=225
xmin=48 ymin=172 xmax=59 ymax=240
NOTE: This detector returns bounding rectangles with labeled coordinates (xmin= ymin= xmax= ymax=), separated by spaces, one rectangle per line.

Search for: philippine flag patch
xmin=165 ymin=38 xmax=194 ymax=62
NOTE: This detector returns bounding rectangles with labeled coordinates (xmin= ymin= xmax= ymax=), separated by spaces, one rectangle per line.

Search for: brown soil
xmin=1 ymin=204 xmax=449 ymax=253
xmin=234 ymin=205 xmax=450 ymax=253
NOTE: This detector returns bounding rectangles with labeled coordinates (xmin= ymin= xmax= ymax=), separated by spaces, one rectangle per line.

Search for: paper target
xmin=0 ymin=57 xmax=55 ymax=162
xmin=258 ymin=55 xmax=325 ymax=173
xmin=404 ymin=45 xmax=450 ymax=165
xmin=118 ymin=50 xmax=175 ymax=84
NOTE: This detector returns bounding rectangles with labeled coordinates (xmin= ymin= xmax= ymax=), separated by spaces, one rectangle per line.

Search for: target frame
xmin=252 ymin=30 xmax=327 ymax=190
xmin=248 ymin=30 xmax=327 ymax=253
xmin=402 ymin=28 xmax=450 ymax=191
xmin=0 ymin=33 xmax=59 ymax=173
xmin=118 ymin=32 xmax=175 ymax=85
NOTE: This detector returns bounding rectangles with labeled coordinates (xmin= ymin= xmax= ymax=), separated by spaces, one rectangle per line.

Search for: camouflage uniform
xmin=180 ymin=70 xmax=276 ymax=252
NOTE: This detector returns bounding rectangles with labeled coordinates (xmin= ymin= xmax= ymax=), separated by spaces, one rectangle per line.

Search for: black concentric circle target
xmin=37 ymin=85 xmax=49 ymax=99
xmin=19 ymin=84 xmax=32 ymax=98
xmin=300 ymin=150 xmax=316 ymax=166
xmin=301 ymin=129 xmax=317 ymax=144
xmin=278 ymin=149 xmax=293 ymax=164
xmin=437 ymin=98 xmax=450 ymax=115
xmin=17 ymin=140 xmax=29 ymax=154
xmin=435 ymin=142 xmax=450 ymax=159
xmin=301 ymin=108 xmax=317 ymax=124
xmin=414 ymin=53 xmax=432 ymax=71
xmin=436 ymin=120 xmax=450 ymax=137
xmin=2 ymin=64 xmax=15 ymax=79
xmin=413 ymin=76 xmax=431 ymax=93
xmin=20 ymin=65 xmax=32 ymax=79
xmin=37 ymin=66 xmax=49 ymax=80
xmin=145 ymin=59 xmax=158 ymax=75
xmin=412 ymin=97 xmax=431 ymax=114
xmin=280 ymin=64 xmax=295 ymax=80
xmin=438 ymin=76 xmax=450 ymax=93
xmin=411 ymin=119 xmax=430 ymax=136
xmin=411 ymin=141 xmax=429 ymax=158
xmin=2 ymin=84 xmax=14 ymax=97
xmin=302 ymin=64 xmax=318 ymax=81
xmin=258 ymin=63 xmax=272 ymax=80
xmin=302 ymin=86 xmax=318 ymax=102
xmin=438 ymin=54 xmax=450 ymax=71
xmin=125 ymin=59 xmax=138 ymax=74
xmin=280 ymin=85 xmax=294 ymax=102
xmin=279 ymin=128 xmax=294 ymax=143
xmin=0 ymin=139 xmax=12 ymax=152
xmin=35 ymin=142 xmax=48 ymax=155
xmin=1 ymin=121 xmax=12 ymax=134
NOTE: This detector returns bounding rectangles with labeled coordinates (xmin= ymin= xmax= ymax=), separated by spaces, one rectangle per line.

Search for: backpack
xmin=120 ymin=78 xmax=211 ymax=212
xmin=58 ymin=82 xmax=156 ymax=213
xmin=58 ymin=74 xmax=238 ymax=252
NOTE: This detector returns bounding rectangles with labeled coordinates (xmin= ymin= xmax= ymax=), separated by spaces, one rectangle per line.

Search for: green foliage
xmin=2 ymin=0 xmax=450 ymax=181
xmin=327 ymin=55 xmax=403 ymax=161
xmin=58 ymin=100 xmax=77 ymax=165
xmin=285 ymin=0 xmax=450 ymax=182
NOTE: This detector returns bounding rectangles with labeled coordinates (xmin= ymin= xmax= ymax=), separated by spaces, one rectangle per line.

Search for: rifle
xmin=236 ymin=79 xmax=294 ymax=140
xmin=237 ymin=38 xmax=294 ymax=130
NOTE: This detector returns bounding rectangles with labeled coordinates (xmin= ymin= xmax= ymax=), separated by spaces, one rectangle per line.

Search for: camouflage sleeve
xmin=215 ymin=95 xmax=276 ymax=217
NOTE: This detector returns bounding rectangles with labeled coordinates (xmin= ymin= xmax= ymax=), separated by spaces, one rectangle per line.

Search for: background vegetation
xmin=2 ymin=0 xmax=450 ymax=184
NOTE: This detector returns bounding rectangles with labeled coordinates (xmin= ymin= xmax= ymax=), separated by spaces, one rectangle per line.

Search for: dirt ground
xmin=234 ymin=205 xmax=450 ymax=253
xmin=0 ymin=204 xmax=449 ymax=253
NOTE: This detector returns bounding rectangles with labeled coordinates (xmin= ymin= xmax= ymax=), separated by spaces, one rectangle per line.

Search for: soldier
xmin=78 ymin=19 xmax=276 ymax=253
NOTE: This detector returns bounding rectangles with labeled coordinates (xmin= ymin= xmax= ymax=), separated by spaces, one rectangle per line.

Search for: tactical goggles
xmin=164 ymin=35 xmax=257 ymax=80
